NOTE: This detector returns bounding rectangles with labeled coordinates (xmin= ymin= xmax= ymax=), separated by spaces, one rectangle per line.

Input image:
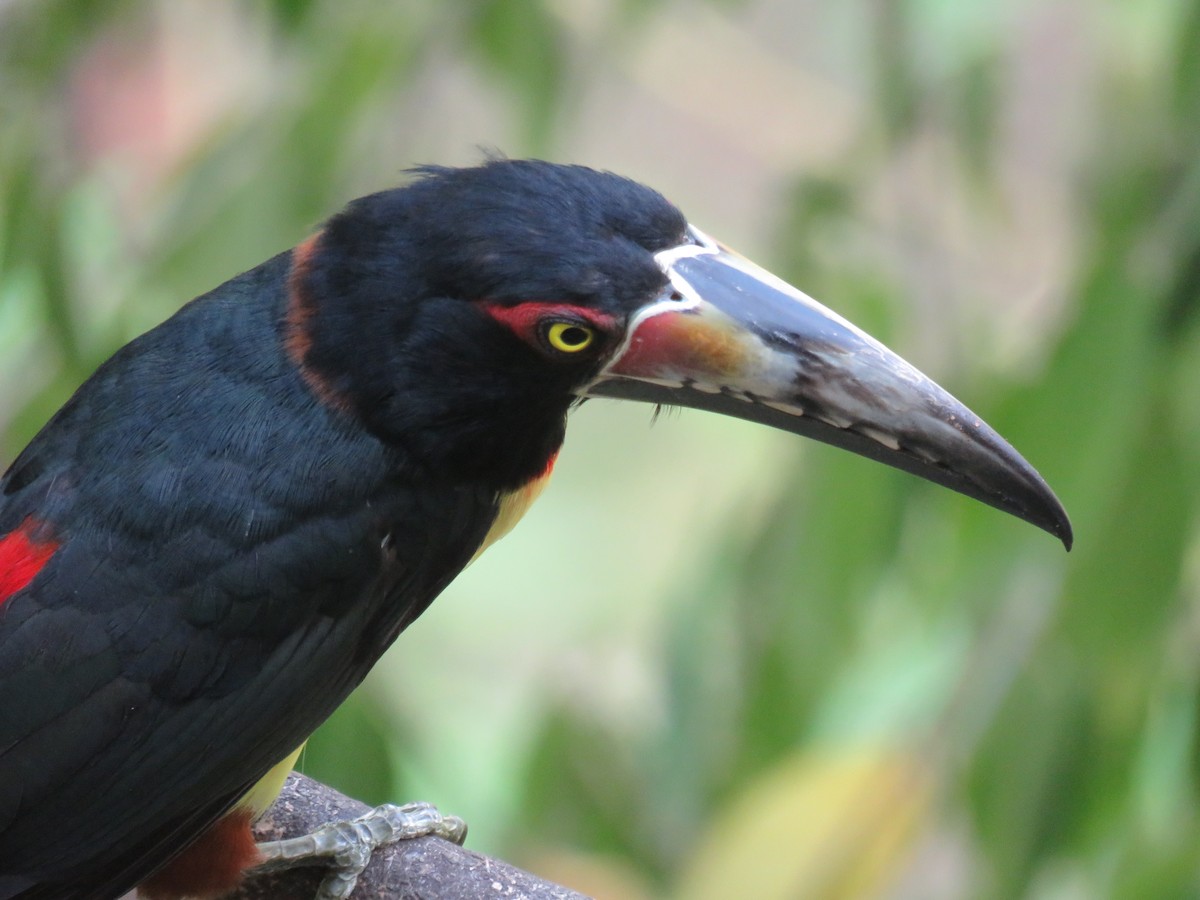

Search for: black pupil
xmin=560 ymin=326 xmax=589 ymax=346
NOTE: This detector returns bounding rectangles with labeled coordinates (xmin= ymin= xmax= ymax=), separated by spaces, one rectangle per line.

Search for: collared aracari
xmin=0 ymin=159 xmax=1070 ymax=899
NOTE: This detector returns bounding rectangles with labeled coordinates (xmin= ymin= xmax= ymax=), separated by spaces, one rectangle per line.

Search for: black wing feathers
xmin=0 ymin=255 xmax=498 ymax=897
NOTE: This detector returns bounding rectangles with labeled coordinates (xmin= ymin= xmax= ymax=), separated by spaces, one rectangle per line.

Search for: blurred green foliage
xmin=3 ymin=1 xmax=1200 ymax=897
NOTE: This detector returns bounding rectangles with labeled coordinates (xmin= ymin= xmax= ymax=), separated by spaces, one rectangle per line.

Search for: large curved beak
xmin=584 ymin=227 xmax=1072 ymax=549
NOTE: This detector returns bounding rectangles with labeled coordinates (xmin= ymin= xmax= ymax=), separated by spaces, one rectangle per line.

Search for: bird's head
xmin=287 ymin=159 xmax=1071 ymax=548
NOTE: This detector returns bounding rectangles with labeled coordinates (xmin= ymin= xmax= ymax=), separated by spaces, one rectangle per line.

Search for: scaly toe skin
xmin=252 ymin=801 xmax=467 ymax=900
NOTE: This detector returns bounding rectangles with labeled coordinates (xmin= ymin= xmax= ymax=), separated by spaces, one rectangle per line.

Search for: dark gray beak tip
xmin=1031 ymin=488 xmax=1073 ymax=551
xmin=994 ymin=470 xmax=1072 ymax=550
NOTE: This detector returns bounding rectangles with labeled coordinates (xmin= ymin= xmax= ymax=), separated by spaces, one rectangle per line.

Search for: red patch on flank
xmin=138 ymin=809 xmax=261 ymax=900
xmin=284 ymin=231 xmax=351 ymax=411
xmin=480 ymin=301 xmax=617 ymax=348
xmin=0 ymin=518 xmax=58 ymax=609
xmin=541 ymin=448 xmax=559 ymax=478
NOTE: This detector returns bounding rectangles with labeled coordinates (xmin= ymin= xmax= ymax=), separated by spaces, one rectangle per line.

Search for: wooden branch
xmin=225 ymin=773 xmax=591 ymax=900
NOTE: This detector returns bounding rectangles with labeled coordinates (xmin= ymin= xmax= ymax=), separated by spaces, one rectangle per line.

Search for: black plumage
xmin=0 ymin=161 xmax=682 ymax=898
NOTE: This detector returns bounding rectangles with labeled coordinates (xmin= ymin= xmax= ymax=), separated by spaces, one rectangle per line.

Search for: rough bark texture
xmin=225 ymin=773 xmax=591 ymax=900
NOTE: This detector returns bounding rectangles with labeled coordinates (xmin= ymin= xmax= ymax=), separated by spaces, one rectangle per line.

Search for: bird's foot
xmin=251 ymin=801 xmax=467 ymax=900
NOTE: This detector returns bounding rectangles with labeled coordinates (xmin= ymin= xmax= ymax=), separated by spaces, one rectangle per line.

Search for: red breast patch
xmin=0 ymin=518 xmax=59 ymax=608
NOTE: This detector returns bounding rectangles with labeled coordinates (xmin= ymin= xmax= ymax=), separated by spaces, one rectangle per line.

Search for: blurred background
xmin=2 ymin=0 xmax=1198 ymax=897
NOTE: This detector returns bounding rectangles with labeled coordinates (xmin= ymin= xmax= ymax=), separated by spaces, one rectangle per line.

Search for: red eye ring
xmin=480 ymin=302 xmax=616 ymax=358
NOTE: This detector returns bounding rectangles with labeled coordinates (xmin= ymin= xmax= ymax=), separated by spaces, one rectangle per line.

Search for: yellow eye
xmin=546 ymin=321 xmax=595 ymax=353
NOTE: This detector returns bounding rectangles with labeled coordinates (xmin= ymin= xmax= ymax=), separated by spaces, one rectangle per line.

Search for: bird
xmin=0 ymin=159 xmax=1071 ymax=900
